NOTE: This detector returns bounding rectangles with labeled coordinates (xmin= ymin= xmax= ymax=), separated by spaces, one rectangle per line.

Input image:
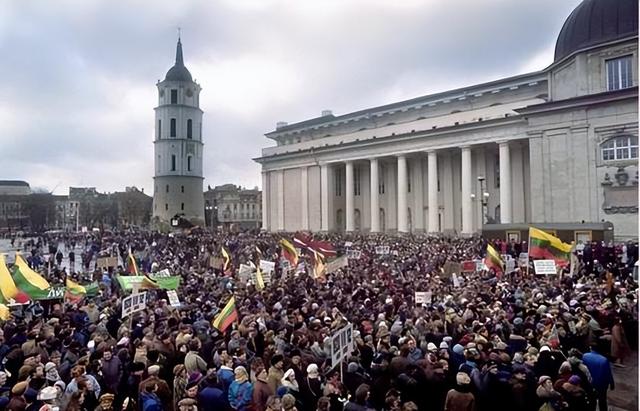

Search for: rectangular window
xmin=171 ymin=155 xmax=176 ymax=171
xmin=181 ymin=186 xmax=184 ymax=193
xmin=606 ymin=55 xmax=633 ymax=91
xmin=157 ymin=119 xmax=161 ymax=139
xmin=494 ymin=160 xmax=500 ymax=188
xmin=335 ymin=168 xmax=343 ymax=197
xmin=181 ymin=203 xmax=184 ymax=210
xmin=379 ymin=165 xmax=386 ymax=195
xmin=187 ymin=119 xmax=193 ymax=139
xmin=171 ymin=89 xmax=178 ymax=104
xmin=187 ymin=156 xmax=192 ymax=171
xmin=354 ymin=166 xmax=361 ymax=196
xmin=170 ymin=118 xmax=176 ymax=137
xmin=165 ymin=203 xmax=168 ymax=210
xmin=407 ymin=164 xmax=412 ymax=193
xmin=166 ymin=185 xmax=169 ymax=193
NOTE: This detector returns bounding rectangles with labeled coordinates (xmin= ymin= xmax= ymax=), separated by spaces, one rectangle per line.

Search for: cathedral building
xmin=255 ymin=0 xmax=638 ymax=241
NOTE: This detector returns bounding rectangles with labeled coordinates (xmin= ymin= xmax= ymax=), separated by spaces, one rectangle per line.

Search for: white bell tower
xmin=152 ymin=37 xmax=205 ymax=227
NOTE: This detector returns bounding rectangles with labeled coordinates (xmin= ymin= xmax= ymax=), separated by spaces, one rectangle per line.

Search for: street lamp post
xmin=205 ymin=204 xmax=213 ymax=230
xmin=477 ymin=176 xmax=489 ymax=225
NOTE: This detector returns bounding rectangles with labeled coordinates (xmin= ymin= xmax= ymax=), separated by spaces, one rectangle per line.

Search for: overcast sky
xmin=0 ymin=0 xmax=582 ymax=195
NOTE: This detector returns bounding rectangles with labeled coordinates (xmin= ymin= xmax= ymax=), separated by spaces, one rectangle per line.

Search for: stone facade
xmin=256 ymin=3 xmax=638 ymax=240
xmin=204 ymin=184 xmax=262 ymax=230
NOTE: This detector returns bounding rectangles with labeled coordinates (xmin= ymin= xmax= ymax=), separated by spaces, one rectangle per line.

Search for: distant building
xmin=204 ymin=184 xmax=262 ymax=230
xmin=0 ymin=180 xmax=31 ymax=196
xmin=112 ymin=187 xmax=153 ymax=228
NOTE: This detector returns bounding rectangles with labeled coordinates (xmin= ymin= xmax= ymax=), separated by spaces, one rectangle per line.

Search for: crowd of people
xmin=0 ymin=229 xmax=636 ymax=411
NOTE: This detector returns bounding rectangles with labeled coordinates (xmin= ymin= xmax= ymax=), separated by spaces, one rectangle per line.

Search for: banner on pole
xmin=330 ymin=323 xmax=354 ymax=367
xmin=534 ymin=259 xmax=557 ymax=275
xmin=121 ymin=292 xmax=147 ymax=318
xmin=166 ymin=290 xmax=181 ymax=307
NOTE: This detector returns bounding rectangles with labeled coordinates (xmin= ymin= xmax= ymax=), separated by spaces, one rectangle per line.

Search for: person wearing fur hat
xmin=228 ymin=366 xmax=253 ymax=411
xmin=561 ymin=375 xmax=589 ymax=411
xmin=95 ymin=393 xmax=115 ymax=411
xmin=444 ymin=372 xmax=475 ymax=411
xmin=173 ymin=364 xmax=188 ymax=411
xmin=300 ymin=363 xmax=322 ymax=410
xmin=266 ymin=354 xmax=284 ymax=393
xmin=252 ymin=366 xmax=273 ymax=411
xmin=536 ymin=376 xmax=565 ymax=411
xmin=139 ymin=365 xmax=171 ymax=408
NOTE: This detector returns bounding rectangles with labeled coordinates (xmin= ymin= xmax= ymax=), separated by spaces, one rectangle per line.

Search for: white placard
xmin=475 ymin=260 xmax=485 ymax=272
xmin=534 ymin=259 xmax=557 ymax=275
xmin=250 ymin=270 xmax=271 ymax=285
xmin=121 ymin=292 xmax=147 ymax=318
xmin=346 ymin=249 xmax=361 ymax=260
xmin=344 ymin=241 xmax=353 ymax=247
xmin=452 ymin=273 xmax=461 ymax=288
xmin=501 ymin=255 xmax=516 ymax=274
xmin=259 ymin=260 xmax=276 ymax=274
xmin=151 ymin=269 xmax=171 ymax=278
xmin=166 ymin=290 xmax=181 ymax=307
xmin=375 ymin=246 xmax=390 ymax=255
xmin=518 ymin=253 xmax=529 ymax=267
xmin=415 ymin=291 xmax=433 ymax=305
xmin=331 ymin=323 xmax=354 ymax=367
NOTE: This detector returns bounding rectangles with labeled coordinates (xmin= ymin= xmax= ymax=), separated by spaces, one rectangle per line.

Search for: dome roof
xmin=554 ymin=0 xmax=638 ymax=62
xmin=164 ymin=38 xmax=193 ymax=82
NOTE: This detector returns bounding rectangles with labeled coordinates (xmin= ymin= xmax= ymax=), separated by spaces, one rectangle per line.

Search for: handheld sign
xmin=415 ymin=291 xmax=433 ymax=305
xmin=121 ymin=292 xmax=147 ymax=318
xmin=534 ymin=260 xmax=557 ymax=275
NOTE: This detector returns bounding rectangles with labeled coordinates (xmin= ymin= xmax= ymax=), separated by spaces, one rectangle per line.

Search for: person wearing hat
xmin=561 ymin=375 xmax=589 ymax=411
xmin=140 ymin=382 xmax=163 ymax=411
xmin=139 ymin=365 xmax=171 ymax=408
xmin=198 ymin=371 xmax=227 ymax=411
xmin=228 ymin=366 xmax=253 ymax=411
xmin=7 ymin=380 xmax=28 ymax=410
xmin=184 ymin=339 xmax=207 ymax=375
xmin=100 ymin=348 xmax=122 ymax=394
xmin=582 ymin=342 xmax=615 ymax=411
xmin=300 ymin=363 xmax=322 ymax=410
xmin=95 ymin=393 xmax=115 ymax=411
xmin=251 ymin=365 xmax=273 ymax=411
xmin=177 ymin=397 xmax=198 ymax=411
xmin=444 ymin=372 xmax=475 ymax=411
xmin=267 ymin=354 xmax=284 ymax=393
xmin=217 ymin=353 xmax=235 ymax=397
xmin=172 ymin=364 xmax=188 ymax=411
xmin=536 ymin=376 xmax=563 ymax=411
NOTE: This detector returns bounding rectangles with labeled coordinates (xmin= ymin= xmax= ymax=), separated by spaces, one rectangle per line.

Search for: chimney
xmin=141 ymin=188 xmax=144 ymax=193
xmin=321 ymin=110 xmax=333 ymax=117
xmin=276 ymin=121 xmax=288 ymax=129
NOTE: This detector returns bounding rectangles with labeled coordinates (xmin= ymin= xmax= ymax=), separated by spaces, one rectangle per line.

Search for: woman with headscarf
xmin=228 ymin=366 xmax=253 ymax=411
xmin=173 ymin=364 xmax=188 ymax=411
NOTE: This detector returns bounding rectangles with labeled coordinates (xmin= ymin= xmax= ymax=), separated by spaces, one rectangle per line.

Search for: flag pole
xmin=526 ymin=227 xmax=531 ymax=278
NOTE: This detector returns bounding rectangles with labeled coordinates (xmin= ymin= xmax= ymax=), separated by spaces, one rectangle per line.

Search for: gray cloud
xmin=0 ymin=0 xmax=582 ymax=194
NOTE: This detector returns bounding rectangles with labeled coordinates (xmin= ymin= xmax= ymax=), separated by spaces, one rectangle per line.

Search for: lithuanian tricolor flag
xmin=280 ymin=239 xmax=299 ymax=266
xmin=221 ymin=247 xmax=231 ymax=271
xmin=0 ymin=255 xmax=29 ymax=304
xmin=529 ymin=227 xmax=572 ymax=267
xmin=484 ymin=244 xmax=504 ymax=274
xmin=312 ymin=249 xmax=326 ymax=280
xmin=212 ymin=296 xmax=238 ymax=333
xmin=12 ymin=255 xmax=50 ymax=300
xmin=127 ymin=249 xmax=139 ymax=275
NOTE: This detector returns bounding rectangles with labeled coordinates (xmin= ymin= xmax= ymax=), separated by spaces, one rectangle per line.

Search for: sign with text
xmin=121 ymin=292 xmax=147 ymax=318
xmin=259 ymin=260 xmax=276 ymax=274
xmin=375 ymin=246 xmax=390 ymax=255
xmin=97 ymin=257 xmax=118 ymax=269
xmin=534 ymin=259 xmax=557 ymax=275
xmin=518 ymin=253 xmax=529 ymax=268
xmin=415 ymin=291 xmax=433 ymax=305
xmin=330 ymin=323 xmax=354 ymax=367
xmin=166 ymin=290 xmax=181 ymax=307
xmin=151 ymin=269 xmax=171 ymax=278
xmin=346 ymin=249 xmax=362 ymax=260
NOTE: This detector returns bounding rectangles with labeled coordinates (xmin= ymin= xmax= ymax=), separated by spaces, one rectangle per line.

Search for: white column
xmin=277 ymin=169 xmax=285 ymax=231
xmin=370 ymin=158 xmax=380 ymax=233
xmin=345 ymin=161 xmax=354 ymax=232
xmin=261 ymin=171 xmax=269 ymax=230
xmin=427 ymin=151 xmax=439 ymax=233
xmin=397 ymin=155 xmax=408 ymax=233
xmin=320 ymin=164 xmax=329 ymax=231
xmin=461 ymin=146 xmax=473 ymax=235
xmin=499 ymin=141 xmax=512 ymax=224
xmin=301 ymin=166 xmax=309 ymax=230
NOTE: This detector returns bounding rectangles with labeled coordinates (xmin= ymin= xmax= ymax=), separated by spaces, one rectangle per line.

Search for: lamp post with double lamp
xmin=205 ymin=204 xmax=213 ymax=230
xmin=477 ymin=176 xmax=490 ymax=225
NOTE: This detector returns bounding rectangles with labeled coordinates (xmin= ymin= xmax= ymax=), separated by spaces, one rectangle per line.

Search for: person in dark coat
xmin=444 ymin=372 xmax=475 ymax=411
xmin=198 ymin=372 xmax=229 ymax=411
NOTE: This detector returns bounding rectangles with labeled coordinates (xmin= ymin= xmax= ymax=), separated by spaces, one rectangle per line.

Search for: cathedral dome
xmin=164 ymin=38 xmax=193 ymax=82
xmin=554 ymin=0 xmax=638 ymax=62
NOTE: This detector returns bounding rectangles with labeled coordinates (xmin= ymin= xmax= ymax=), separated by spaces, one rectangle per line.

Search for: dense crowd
xmin=0 ymin=229 xmax=637 ymax=411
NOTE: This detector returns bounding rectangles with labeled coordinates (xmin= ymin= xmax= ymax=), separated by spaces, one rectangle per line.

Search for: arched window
xmin=187 ymin=119 xmax=193 ymax=139
xmin=601 ymin=136 xmax=638 ymax=161
xmin=170 ymin=118 xmax=176 ymax=137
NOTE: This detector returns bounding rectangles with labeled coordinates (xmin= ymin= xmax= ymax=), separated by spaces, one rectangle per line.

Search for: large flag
xmin=12 ymin=255 xmax=51 ymax=300
xmin=212 ymin=296 xmax=238 ymax=333
xmin=312 ymin=250 xmax=326 ymax=280
xmin=484 ymin=244 xmax=504 ymax=274
xmin=0 ymin=255 xmax=29 ymax=304
xmin=221 ymin=247 xmax=231 ymax=271
xmin=127 ymin=249 xmax=139 ymax=275
xmin=529 ymin=227 xmax=572 ymax=266
xmin=0 ymin=304 xmax=10 ymax=321
xmin=64 ymin=278 xmax=98 ymax=303
xmin=279 ymin=239 xmax=299 ymax=266
xmin=294 ymin=233 xmax=336 ymax=259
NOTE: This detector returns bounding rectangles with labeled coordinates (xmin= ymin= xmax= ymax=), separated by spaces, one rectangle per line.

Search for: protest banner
xmin=375 ymin=246 xmax=390 ymax=255
xmin=534 ymin=260 xmax=557 ymax=275
xmin=121 ymin=292 xmax=147 ymax=318
xmin=166 ymin=290 xmax=181 ymax=307
xmin=415 ymin=291 xmax=433 ymax=305
xmin=238 ymin=264 xmax=253 ymax=282
xmin=452 ymin=273 xmax=461 ymax=287
xmin=259 ymin=260 xmax=276 ymax=274
xmin=326 ymin=256 xmax=348 ymax=274
xmin=346 ymin=249 xmax=362 ymax=260
xmin=97 ymin=256 xmax=118 ymax=269
xmin=151 ymin=269 xmax=171 ymax=278
xmin=330 ymin=323 xmax=354 ymax=367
